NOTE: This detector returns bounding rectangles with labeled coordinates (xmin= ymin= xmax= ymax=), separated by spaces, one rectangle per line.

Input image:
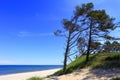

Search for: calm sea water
xmin=0 ymin=65 xmax=62 ymax=75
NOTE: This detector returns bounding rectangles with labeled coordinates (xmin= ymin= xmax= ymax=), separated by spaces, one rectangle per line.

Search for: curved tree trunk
xmin=63 ymin=31 xmax=71 ymax=73
xmin=86 ymin=22 xmax=92 ymax=62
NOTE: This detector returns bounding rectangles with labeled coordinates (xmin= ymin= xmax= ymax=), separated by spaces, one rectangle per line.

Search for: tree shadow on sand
xmin=83 ymin=68 xmax=120 ymax=80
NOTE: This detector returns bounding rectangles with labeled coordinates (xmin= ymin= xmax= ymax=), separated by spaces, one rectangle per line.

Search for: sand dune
xmin=46 ymin=68 xmax=120 ymax=80
xmin=57 ymin=68 xmax=120 ymax=80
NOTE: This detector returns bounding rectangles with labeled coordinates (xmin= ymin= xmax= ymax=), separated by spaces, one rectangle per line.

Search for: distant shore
xmin=0 ymin=68 xmax=60 ymax=80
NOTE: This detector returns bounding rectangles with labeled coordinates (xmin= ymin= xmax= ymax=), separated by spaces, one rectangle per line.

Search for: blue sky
xmin=0 ymin=0 xmax=120 ymax=65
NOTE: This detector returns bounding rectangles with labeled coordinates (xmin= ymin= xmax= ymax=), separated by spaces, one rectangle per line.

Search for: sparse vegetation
xmin=27 ymin=77 xmax=43 ymax=80
xmin=54 ymin=53 xmax=120 ymax=75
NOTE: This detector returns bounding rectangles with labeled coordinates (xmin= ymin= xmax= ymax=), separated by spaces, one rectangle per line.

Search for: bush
xmin=27 ymin=77 xmax=43 ymax=80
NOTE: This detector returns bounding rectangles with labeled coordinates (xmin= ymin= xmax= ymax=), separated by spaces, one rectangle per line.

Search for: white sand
xmin=57 ymin=68 xmax=120 ymax=80
xmin=0 ymin=68 xmax=60 ymax=80
xmin=46 ymin=68 xmax=120 ymax=80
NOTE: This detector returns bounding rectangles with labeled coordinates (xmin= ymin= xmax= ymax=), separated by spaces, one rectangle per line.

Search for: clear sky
xmin=0 ymin=0 xmax=120 ymax=65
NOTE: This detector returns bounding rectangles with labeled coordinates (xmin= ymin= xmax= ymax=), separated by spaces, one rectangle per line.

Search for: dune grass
xmin=27 ymin=77 xmax=43 ymax=80
xmin=54 ymin=53 xmax=120 ymax=75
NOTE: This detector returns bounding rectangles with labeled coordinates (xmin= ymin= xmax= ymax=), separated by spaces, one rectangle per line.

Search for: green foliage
xmin=75 ymin=3 xmax=93 ymax=17
xmin=74 ymin=2 xmax=117 ymax=62
xmin=103 ymin=41 xmax=120 ymax=53
xmin=27 ymin=77 xmax=43 ymax=80
xmin=54 ymin=53 xmax=120 ymax=75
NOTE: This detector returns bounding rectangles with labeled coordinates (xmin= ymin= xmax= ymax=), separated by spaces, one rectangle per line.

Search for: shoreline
xmin=0 ymin=68 xmax=61 ymax=76
xmin=0 ymin=68 xmax=61 ymax=80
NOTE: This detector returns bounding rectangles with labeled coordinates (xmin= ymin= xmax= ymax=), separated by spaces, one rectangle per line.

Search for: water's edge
xmin=0 ymin=65 xmax=62 ymax=75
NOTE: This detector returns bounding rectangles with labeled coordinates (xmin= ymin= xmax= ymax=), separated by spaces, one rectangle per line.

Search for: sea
xmin=0 ymin=65 xmax=62 ymax=75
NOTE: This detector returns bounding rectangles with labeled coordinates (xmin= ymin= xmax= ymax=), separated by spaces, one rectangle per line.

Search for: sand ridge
xmin=46 ymin=68 xmax=120 ymax=80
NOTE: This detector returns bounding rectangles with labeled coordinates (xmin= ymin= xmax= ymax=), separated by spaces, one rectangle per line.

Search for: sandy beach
xmin=0 ymin=68 xmax=60 ymax=80
xmin=1 ymin=68 xmax=119 ymax=80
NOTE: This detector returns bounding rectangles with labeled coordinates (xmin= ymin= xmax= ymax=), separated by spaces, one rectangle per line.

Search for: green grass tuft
xmin=27 ymin=77 xmax=43 ymax=80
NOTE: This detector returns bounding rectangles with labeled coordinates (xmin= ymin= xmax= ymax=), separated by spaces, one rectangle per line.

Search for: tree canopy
xmin=54 ymin=2 xmax=119 ymax=73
